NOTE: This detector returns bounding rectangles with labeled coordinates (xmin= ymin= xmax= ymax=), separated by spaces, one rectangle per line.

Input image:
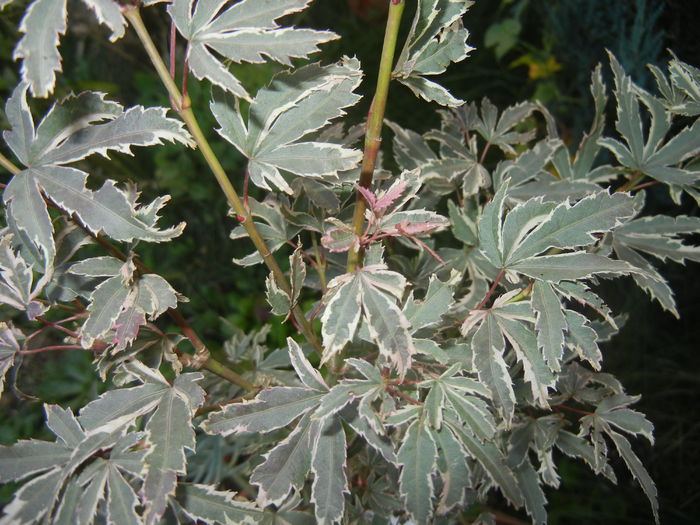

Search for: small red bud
xmin=236 ymin=215 xmax=246 ymax=223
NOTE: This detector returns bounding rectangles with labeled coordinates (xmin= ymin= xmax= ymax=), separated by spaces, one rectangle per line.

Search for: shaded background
xmin=0 ymin=0 xmax=699 ymax=523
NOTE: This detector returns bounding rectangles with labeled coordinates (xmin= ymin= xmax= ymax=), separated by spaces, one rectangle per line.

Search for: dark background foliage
xmin=0 ymin=0 xmax=698 ymax=522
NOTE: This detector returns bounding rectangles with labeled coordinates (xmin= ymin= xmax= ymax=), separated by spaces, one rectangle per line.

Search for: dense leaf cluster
xmin=1 ymin=0 xmax=699 ymax=524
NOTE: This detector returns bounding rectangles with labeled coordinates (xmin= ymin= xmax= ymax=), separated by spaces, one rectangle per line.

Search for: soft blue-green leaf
xmin=287 ymin=338 xmax=327 ymax=391
xmin=310 ymin=417 xmax=348 ymax=524
xmin=79 ymin=382 xmax=169 ymax=433
xmin=497 ymin=316 xmax=554 ymax=408
xmin=596 ymin=394 xmax=654 ymax=444
xmin=564 ymin=309 xmax=602 ymax=370
xmin=251 ymin=414 xmax=318 ymax=506
xmin=607 ymin=430 xmax=659 ymax=523
xmin=213 ymin=59 xmax=362 ymax=193
xmin=506 ymin=192 xmax=635 ymax=264
xmin=82 ymin=0 xmax=126 ymax=41
xmin=12 ymin=0 xmax=67 ymax=98
xmin=105 ymin=464 xmax=141 ymax=525
xmin=359 ymin=271 xmax=414 ymax=376
xmin=202 ymin=387 xmax=324 ymax=436
xmin=340 ymin=403 xmax=396 ymax=465
xmin=176 ymin=483 xmax=263 ymax=525
xmin=510 ymin=252 xmax=638 ymax=283
xmin=68 ymin=256 xmax=124 ymax=278
xmin=0 ymin=467 xmax=65 ymax=524
xmin=398 ymin=418 xmax=437 ymax=524
xmin=45 ymin=405 xmax=84 ymax=447
xmin=403 ymin=275 xmax=454 ymax=331
xmin=442 ymin=387 xmax=496 ymax=440
xmin=320 ymin=274 xmax=362 ymax=363
xmin=447 ymin=421 xmax=524 ymax=507
xmin=313 ymin=381 xmax=377 ymax=421
xmin=79 ymin=274 xmax=131 ymax=349
xmin=478 ymin=179 xmax=509 ymax=266
xmin=393 ymin=0 xmax=474 ymax=107
xmin=3 ymin=83 xmax=35 ymax=165
xmin=0 ymin=322 xmax=19 ymax=397
xmin=0 ymin=439 xmax=70 ymax=483
xmin=142 ymin=390 xmax=198 ymax=525
xmin=500 ymin=198 xmax=557 ymax=264
xmin=492 ymin=139 xmax=560 ymax=190
xmin=513 ymin=460 xmax=547 ymax=525
xmin=470 ymin=314 xmax=514 ymax=425
xmin=555 ymin=430 xmax=616 ymax=482
xmin=169 ymin=0 xmax=337 ymax=98
xmin=531 ymin=281 xmax=567 ymax=372
xmin=434 ymin=426 xmax=470 ymax=514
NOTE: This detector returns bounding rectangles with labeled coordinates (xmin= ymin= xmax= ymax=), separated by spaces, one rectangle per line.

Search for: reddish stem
xmin=20 ymin=344 xmax=90 ymax=355
xmin=475 ymin=268 xmax=506 ymax=310
xmin=554 ymin=404 xmax=594 ymax=416
xmin=387 ymin=386 xmax=422 ymax=405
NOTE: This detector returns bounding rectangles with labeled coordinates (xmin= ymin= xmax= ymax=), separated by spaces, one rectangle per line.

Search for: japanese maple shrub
xmin=1 ymin=0 xmax=699 ymax=524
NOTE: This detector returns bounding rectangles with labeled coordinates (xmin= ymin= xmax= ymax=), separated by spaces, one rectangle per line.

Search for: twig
xmin=475 ymin=268 xmax=506 ymax=310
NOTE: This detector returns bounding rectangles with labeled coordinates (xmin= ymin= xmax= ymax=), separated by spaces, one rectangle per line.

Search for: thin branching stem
xmin=347 ymin=0 xmax=406 ymax=271
xmin=123 ymin=7 xmax=323 ymax=357
xmin=0 ymin=151 xmax=20 ymax=175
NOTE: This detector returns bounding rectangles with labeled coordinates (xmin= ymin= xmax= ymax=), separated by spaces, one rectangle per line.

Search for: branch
xmin=124 ymin=7 xmax=323 ymax=358
xmin=347 ymin=0 xmax=406 ymax=271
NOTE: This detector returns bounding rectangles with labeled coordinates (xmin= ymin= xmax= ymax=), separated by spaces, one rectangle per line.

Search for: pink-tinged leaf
xmin=357 ymin=186 xmax=377 ymax=211
xmin=374 ymin=179 xmax=407 ymax=211
xmin=321 ymin=225 xmax=359 ymax=253
xmin=113 ymin=307 xmax=146 ymax=351
xmin=393 ymin=219 xmax=443 ymax=236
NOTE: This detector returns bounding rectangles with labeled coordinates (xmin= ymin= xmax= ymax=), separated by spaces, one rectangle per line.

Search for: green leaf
xmin=470 ymin=314 xmax=515 ymax=425
xmin=359 ymin=270 xmax=413 ymax=376
xmin=434 ymin=426 xmax=470 ymax=514
xmin=169 ymin=0 xmax=337 ymax=99
xmin=393 ymin=0 xmax=474 ymax=107
xmin=311 ymin=418 xmax=348 ymax=524
xmin=403 ymin=275 xmax=454 ymax=331
xmin=0 ymin=467 xmax=65 ymax=524
xmin=212 ymin=60 xmax=362 ymax=193
xmin=506 ymin=192 xmax=636 ymax=264
xmin=79 ymin=275 xmax=132 ymax=349
xmin=142 ymin=389 xmax=198 ymax=525
xmin=202 ymin=387 xmax=324 ymax=436
xmin=511 ymin=252 xmax=639 ymax=283
xmin=251 ymin=414 xmax=318 ymax=506
xmin=320 ymin=274 xmax=362 ymax=362
xmin=531 ymin=281 xmax=567 ymax=372
xmin=287 ymin=338 xmax=327 ymax=391
xmin=13 ymin=0 xmax=67 ymax=97
xmin=398 ymin=418 xmax=437 ymax=524
xmin=176 ymin=483 xmax=263 ymax=525
xmin=513 ymin=460 xmax=547 ymax=525
xmin=447 ymin=421 xmax=524 ymax=507
xmin=607 ymin=430 xmax=659 ymax=523
xmin=105 ymin=464 xmax=141 ymax=525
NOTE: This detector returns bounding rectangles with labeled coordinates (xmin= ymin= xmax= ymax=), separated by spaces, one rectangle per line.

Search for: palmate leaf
xmin=320 ymin=265 xmax=414 ymax=376
xmin=477 ymin=181 xmax=641 ymax=283
xmin=212 ymin=59 xmax=362 ymax=193
xmin=393 ymin=0 xmax=474 ymax=107
xmin=168 ymin=0 xmax=337 ymax=100
xmin=0 ymin=232 xmax=47 ymax=318
xmin=68 ymin=256 xmax=179 ymax=349
xmin=599 ymin=52 xmax=700 ymax=188
xmin=2 ymin=84 xmax=190 ymax=270
xmin=0 ymin=404 xmax=150 ymax=525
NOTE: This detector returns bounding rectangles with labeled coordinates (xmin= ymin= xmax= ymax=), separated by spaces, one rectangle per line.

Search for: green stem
xmin=124 ymin=7 xmax=323 ymax=357
xmin=347 ymin=0 xmax=406 ymax=272
xmin=617 ymin=171 xmax=645 ymax=192
xmin=0 ymin=151 xmax=20 ymax=175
